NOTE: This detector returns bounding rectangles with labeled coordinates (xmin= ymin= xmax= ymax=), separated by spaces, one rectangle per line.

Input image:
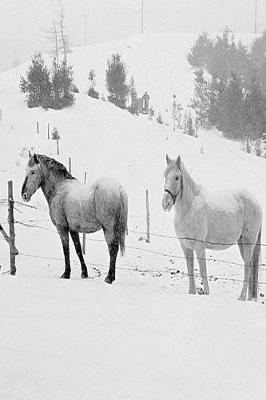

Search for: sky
xmin=0 ymin=0 xmax=264 ymax=71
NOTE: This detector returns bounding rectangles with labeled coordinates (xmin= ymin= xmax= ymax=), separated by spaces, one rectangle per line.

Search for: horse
xmin=21 ymin=153 xmax=128 ymax=283
xmin=162 ymin=154 xmax=263 ymax=301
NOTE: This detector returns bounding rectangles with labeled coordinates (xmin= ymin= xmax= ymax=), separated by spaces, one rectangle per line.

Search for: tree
xmin=106 ymin=54 xmax=129 ymax=109
xmin=20 ymin=52 xmax=52 ymax=109
xmin=243 ymin=77 xmax=264 ymax=139
xmin=88 ymin=68 xmax=99 ymax=99
xmin=51 ymin=58 xmax=75 ymax=109
xmin=187 ymin=32 xmax=213 ymax=69
xmin=128 ymin=76 xmax=138 ymax=114
xmin=218 ymin=73 xmax=245 ymax=138
xmin=208 ymin=75 xmax=226 ymax=127
xmin=183 ymin=110 xmax=196 ymax=136
xmin=52 ymin=127 xmax=60 ymax=155
xmin=191 ymin=68 xmax=210 ymax=127
xmin=58 ymin=0 xmax=71 ymax=62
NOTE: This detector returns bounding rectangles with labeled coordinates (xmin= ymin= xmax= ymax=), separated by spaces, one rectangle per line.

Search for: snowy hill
xmin=1 ymin=33 xmax=266 ymax=399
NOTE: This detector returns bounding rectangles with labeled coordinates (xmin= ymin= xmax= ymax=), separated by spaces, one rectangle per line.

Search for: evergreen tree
xmin=218 ymin=73 xmax=244 ymax=138
xmin=243 ymin=77 xmax=264 ymax=139
xmin=207 ymin=28 xmax=231 ymax=79
xmin=88 ymin=68 xmax=99 ymax=99
xmin=106 ymin=54 xmax=129 ymax=109
xmin=20 ymin=52 xmax=52 ymax=109
xmin=191 ymin=68 xmax=210 ymax=127
xmin=51 ymin=58 xmax=75 ymax=109
xmin=183 ymin=110 xmax=196 ymax=136
xmin=187 ymin=32 xmax=213 ymax=69
xmin=128 ymin=76 xmax=138 ymax=114
xmin=208 ymin=76 xmax=226 ymax=127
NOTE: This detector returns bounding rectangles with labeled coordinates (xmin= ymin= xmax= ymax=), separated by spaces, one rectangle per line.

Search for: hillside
xmin=0 ymin=33 xmax=266 ymax=400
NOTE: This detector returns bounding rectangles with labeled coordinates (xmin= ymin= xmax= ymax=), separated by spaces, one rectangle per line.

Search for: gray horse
xmin=162 ymin=154 xmax=262 ymax=301
xmin=21 ymin=154 xmax=128 ymax=283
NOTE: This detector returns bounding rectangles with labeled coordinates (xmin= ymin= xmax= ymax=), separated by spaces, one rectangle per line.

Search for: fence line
xmin=7 ymin=251 xmax=266 ymax=286
xmin=8 ymin=217 xmax=266 ymax=270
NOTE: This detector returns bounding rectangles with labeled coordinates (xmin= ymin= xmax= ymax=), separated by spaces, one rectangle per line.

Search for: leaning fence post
xmin=8 ymin=181 xmax=16 ymax=275
xmin=82 ymin=172 xmax=87 ymax=255
xmin=146 ymin=189 xmax=150 ymax=243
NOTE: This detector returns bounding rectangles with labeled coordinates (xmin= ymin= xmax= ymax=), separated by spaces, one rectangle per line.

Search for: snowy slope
xmin=0 ymin=33 xmax=266 ymax=400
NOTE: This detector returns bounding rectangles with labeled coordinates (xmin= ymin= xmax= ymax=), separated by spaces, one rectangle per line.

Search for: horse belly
xmin=206 ymin=209 xmax=243 ymax=249
xmin=64 ymin=192 xmax=102 ymax=234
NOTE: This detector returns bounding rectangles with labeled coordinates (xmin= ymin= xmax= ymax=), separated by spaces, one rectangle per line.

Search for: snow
xmin=0 ymin=32 xmax=266 ymax=399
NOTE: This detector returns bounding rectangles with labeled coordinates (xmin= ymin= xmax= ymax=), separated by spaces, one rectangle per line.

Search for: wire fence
xmin=1 ymin=196 xmax=266 ymax=288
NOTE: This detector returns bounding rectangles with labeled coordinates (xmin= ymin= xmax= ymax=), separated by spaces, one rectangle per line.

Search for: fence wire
xmin=1 ymin=196 xmax=266 ymax=286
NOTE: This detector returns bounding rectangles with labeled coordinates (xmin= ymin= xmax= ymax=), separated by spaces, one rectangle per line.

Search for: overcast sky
xmin=0 ymin=0 xmax=264 ymax=71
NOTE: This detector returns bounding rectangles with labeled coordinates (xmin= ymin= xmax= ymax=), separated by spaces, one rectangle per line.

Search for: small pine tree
xmin=128 ymin=76 xmax=138 ymax=114
xmin=20 ymin=52 xmax=52 ymax=109
xmin=51 ymin=127 xmax=60 ymax=155
xmin=106 ymin=54 xmax=129 ymax=109
xmin=88 ymin=68 xmax=99 ymax=99
xmin=156 ymin=112 xmax=163 ymax=124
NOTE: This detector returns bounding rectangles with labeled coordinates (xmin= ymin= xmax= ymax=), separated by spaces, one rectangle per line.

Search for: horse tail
xmin=115 ymin=188 xmax=128 ymax=256
xmin=251 ymin=227 xmax=261 ymax=300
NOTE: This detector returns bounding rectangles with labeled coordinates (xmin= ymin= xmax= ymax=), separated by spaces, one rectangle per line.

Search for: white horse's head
xmin=21 ymin=153 xmax=43 ymax=202
xmin=162 ymin=154 xmax=183 ymax=212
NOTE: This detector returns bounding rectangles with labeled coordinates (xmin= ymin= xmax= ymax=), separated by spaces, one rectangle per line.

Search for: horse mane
xmin=180 ymin=161 xmax=200 ymax=196
xmin=31 ymin=154 xmax=75 ymax=180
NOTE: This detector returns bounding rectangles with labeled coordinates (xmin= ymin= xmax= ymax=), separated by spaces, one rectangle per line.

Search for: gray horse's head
xmin=162 ymin=154 xmax=183 ymax=212
xmin=21 ymin=153 xmax=43 ymax=202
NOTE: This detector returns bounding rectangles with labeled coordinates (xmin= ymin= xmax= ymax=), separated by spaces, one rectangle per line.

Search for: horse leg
xmin=238 ymin=237 xmax=253 ymax=301
xmin=195 ymin=246 xmax=209 ymax=295
xmin=57 ymin=227 xmax=71 ymax=279
xmin=70 ymin=231 xmax=88 ymax=279
xmin=103 ymin=228 xmax=118 ymax=284
xmin=181 ymin=243 xmax=195 ymax=294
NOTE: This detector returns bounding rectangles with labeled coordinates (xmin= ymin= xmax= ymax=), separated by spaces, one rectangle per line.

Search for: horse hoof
xmin=104 ymin=276 xmax=113 ymax=284
xmin=81 ymin=271 xmax=88 ymax=279
xmin=60 ymin=273 xmax=70 ymax=279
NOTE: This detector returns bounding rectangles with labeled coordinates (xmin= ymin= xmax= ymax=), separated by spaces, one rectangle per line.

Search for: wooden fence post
xmin=47 ymin=123 xmax=50 ymax=139
xmin=146 ymin=189 xmax=150 ymax=243
xmin=82 ymin=172 xmax=87 ymax=255
xmin=68 ymin=157 xmax=72 ymax=174
xmin=8 ymin=181 xmax=16 ymax=275
xmin=37 ymin=121 xmax=39 ymax=134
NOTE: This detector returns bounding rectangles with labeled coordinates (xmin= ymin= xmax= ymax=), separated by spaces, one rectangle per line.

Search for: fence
xmin=1 ymin=179 xmax=266 ymax=293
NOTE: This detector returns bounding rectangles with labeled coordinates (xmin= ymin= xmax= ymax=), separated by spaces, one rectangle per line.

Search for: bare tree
xmin=42 ymin=19 xmax=59 ymax=66
xmin=58 ymin=0 xmax=71 ymax=62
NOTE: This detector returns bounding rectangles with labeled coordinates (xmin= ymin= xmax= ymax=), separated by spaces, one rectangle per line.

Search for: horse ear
xmin=33 ymin=154 xmax=39 ymax=164
xmin=176 ymin=155 xmax=181 ymax=168
xmin=166 ymin=154 xmax=171 ymax=165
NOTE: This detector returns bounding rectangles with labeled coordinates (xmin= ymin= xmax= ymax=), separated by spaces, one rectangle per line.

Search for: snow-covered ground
xmin=1 ymin=33 xmax=266 ymax=399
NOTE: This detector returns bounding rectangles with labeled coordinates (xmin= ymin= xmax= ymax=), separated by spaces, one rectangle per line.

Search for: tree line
xmin=188 ymin=29 xmax=266 ymax=140
xmin=20 ymin=52 xmax=141 ymax=115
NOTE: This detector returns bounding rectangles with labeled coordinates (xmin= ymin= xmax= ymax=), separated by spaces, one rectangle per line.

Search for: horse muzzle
xmin=22 ymin=191 xmax=30 ymax=202
xmin=162 ymin=191 xmax=174 ymax=212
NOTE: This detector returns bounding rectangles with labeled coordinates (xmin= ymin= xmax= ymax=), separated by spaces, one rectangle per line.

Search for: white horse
xmin=162 ymin=155 xmax=262 ymax=301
